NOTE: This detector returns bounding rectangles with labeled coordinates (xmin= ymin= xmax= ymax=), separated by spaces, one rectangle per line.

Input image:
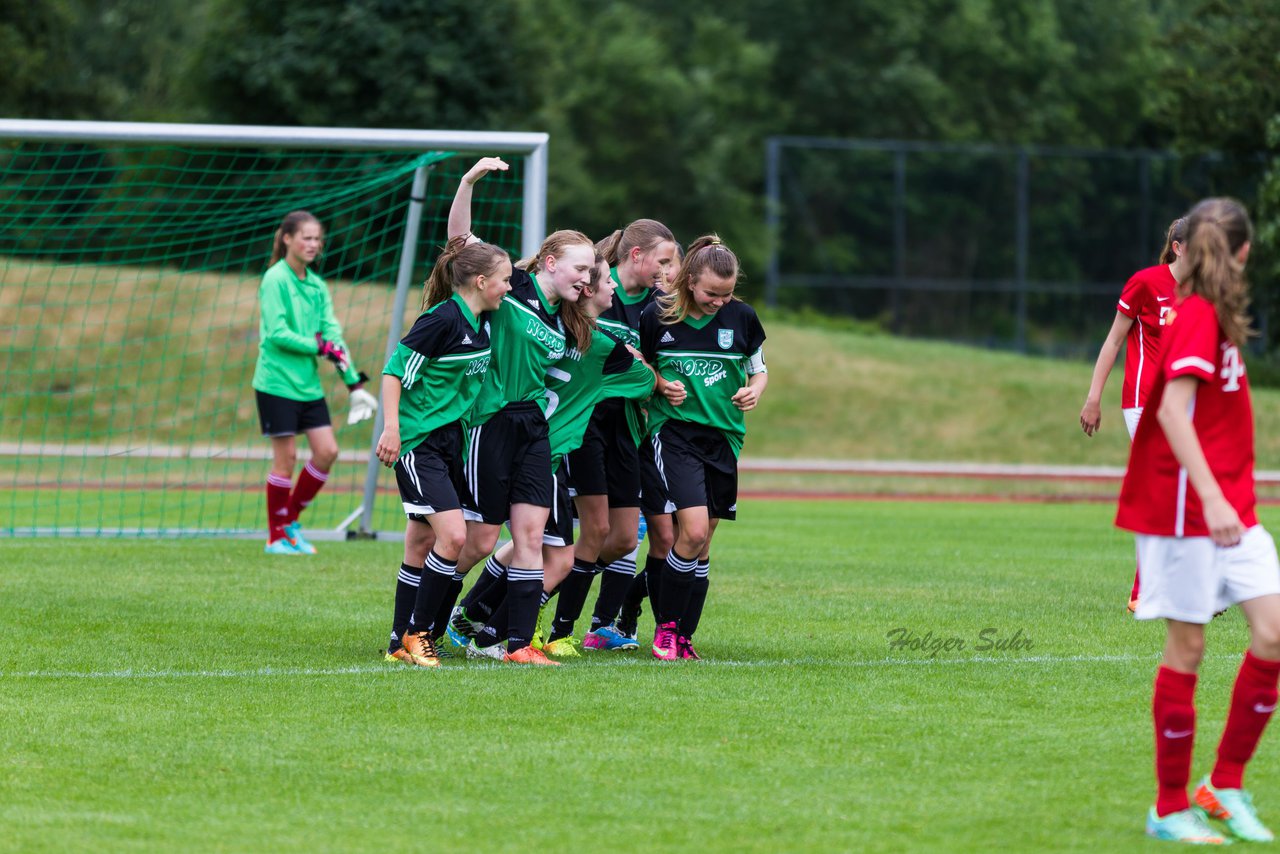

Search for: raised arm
xmin=447 ymin=157 xmax=510 ymax=243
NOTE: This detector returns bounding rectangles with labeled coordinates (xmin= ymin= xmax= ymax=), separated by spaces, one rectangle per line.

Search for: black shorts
xmin=394 ymin=422 xmax=467 ymax=522
xmin=463 ymin=401 xmax=554 ymax=525
xmin=644 ymin=421 xmax=738 ymax=521
xmin=543 ymin=468 xmax=575 ymax=548
xmin=256 ymin=390 xmax=331 ymax=437
xmin=563 ymin=400 xmax=641 ymax=507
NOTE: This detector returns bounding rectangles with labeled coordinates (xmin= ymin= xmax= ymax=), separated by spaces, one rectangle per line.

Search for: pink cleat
xmin=652 ymin=622 xmax=679 ymax=661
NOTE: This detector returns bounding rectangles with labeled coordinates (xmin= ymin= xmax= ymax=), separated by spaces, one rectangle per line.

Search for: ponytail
xmin=1158 ymin=216 xmax=1189 ymax=265
xmin=421 ymin=236 xmax=510 ymax=311
xmin=657 ymin=234 xmax=739 ymax=325
xmin=269 ymin=211 xmax=322 ymax=267
xmin=1182 ymin=198 xmax=1253 ymax=347
xmin=603 ymin=219 xmax=676 ymax=268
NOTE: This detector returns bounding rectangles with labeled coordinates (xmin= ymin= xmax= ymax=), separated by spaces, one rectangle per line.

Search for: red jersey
xmin=1116 ymin=264 xmax=1177 ymax=409
xmin=1116 ymin=293 xmax=1255 ymax=537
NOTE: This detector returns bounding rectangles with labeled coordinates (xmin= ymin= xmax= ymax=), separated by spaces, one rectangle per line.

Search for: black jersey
xmin=640 ymin=299 xmax=766 ymax=456
xmin=383 ymin=294 xmax=491 ymax=455
xmin=599 ymin=268 xmax=658 ymax=349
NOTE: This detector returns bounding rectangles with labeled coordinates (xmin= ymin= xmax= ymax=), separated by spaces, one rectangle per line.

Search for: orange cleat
xmin=505 ymin=646 xmax=561 ymax=666
xmin=1128 ymin=597 xmax=1139 ymax=614
xmin=400 ymin=631 xmax=442 ymax=668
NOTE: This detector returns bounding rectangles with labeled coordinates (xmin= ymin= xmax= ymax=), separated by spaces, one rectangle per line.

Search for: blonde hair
xmin=269 ymin=211 xmax=322 ymax=267
xmin=657 ymin=234 xmax=739 ymax=324
xmin=558 ymin=250 xmax=608 ymax=355
xmin=421 ymin=236 xmax=509 ymax=311
xmin=601 ymin=219 xmax=676 ymax=267
xmin=516 ymin=229 xmax=595 ymax=351
xmin=1181 ymin=197 xmax=1253 ymax=347
xmin=516 ymin=229 xmax=593 ymax=273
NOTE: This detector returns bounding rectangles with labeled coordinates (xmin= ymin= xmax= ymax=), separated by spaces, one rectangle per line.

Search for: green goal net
xmin=0 ymin=127 xmax=539 ymax=538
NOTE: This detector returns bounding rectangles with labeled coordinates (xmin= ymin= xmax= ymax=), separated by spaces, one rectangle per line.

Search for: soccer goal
xmin=0 ymin=119 xmax=548 ymax=540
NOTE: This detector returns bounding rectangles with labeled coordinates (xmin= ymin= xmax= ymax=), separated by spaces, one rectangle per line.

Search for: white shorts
xmin=1123 ymin=406 xmax=1143 ymax=441
xmin=1134 ymin=525 xmax=1280 ymax=623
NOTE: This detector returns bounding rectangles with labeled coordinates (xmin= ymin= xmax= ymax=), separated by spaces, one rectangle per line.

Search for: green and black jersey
xmin=594 ymin=268 xmax=659 ymax=444
xmin=639 ymin=299 xmax=767 ymax=457
xmin=546 ymin=327 xmax=655 ymax=470
xmin=383 ymin=294 xmax=491 ymax=456
xmin=597 ymin=267 xmax=657 ymax=349
xmin=252 ymin=260 xmax=362 ymax=400
xmin=465 ymin=268 xmax=566 ymax=427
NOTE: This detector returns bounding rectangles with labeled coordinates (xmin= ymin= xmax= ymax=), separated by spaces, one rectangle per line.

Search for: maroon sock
xmin=1211 ymin=651 xmax=1280 ymax=790
xmin=1131 ymin=566 xmax=1141 ymax=600
xmin=285 ymin=461 xmax=329 ymax=524
xmin=1153 ymin=665 xmax=1197 ymax=816
xmin=266 ymin=474 xmax=293 ymax=542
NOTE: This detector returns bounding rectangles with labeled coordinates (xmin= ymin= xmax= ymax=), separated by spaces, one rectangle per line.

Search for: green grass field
xmin=4 ymin=499 xmax=1276 ymax=851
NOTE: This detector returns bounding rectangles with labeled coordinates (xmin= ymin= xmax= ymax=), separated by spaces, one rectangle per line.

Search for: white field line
xmin=0 ymin=652 xmax=1173 ymax=680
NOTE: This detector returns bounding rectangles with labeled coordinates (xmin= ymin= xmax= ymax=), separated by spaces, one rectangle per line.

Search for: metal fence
xmin=763 ymin=137 xmax=1260 ymax=356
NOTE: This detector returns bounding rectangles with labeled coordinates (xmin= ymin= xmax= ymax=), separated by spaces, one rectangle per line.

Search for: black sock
xmin=408 ymin=551 xmax=457 ymax=637
xmin=682 ymin=560 xmax=710 ymax=638
xmin=617 ymin=568 xmax=645 ymax=636
xmin=659 ymin=549 xmax=697 ymax=628
xmin=475 ymin=617 xmax=504 ymax=648
xmin=389 ymin=563 xmax=420 ymax=651
xmin=430 ymin=574 xmax=465 ymax=641
xmin=461 ymin=555 xmax=507 ymax=618
xmin=643 ymin=554 xmax=666 ymax=623
xmin=590 ymin=552 xmax=637 ymax=631
xmin=550 ymin=559 xmax=597 ymax=640
xmin=505 ymin=566 xmax=544 ymax=652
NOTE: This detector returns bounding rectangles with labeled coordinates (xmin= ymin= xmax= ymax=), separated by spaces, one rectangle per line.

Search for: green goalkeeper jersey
xmin=383 ymin=294 xmax=491 ymax=456
xmin=639 ymin=299 xmax=767 ymax=457
xmin=546 ymin=327 xmax=655 ymax=470
xmin=252 ymin=260 xmax=361 ymax=400
xmin=466 ymin=268 xmax=566 ymax=427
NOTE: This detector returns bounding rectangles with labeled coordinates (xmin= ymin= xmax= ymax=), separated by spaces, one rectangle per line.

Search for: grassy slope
xmin=5 ymin=256 xmax=1278 ymax=467
xmin=4 ymin=500 xmax=1271 ymax=852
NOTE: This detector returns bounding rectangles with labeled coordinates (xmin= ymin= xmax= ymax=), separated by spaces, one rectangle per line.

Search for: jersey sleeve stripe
xmin=1170 ymin=356 xmax=1215 ymax=375
xmin=1118 ymin=298 xmax=1131 ymax=310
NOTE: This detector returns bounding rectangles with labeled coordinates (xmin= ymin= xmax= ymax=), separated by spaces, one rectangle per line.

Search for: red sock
xmin=285 ymin=461 xmax=329 ymax=524
xmin=266 ymin=474 xmax=293 ymax=543
xmin=1211 ymin=650 xmax=1280 ymax=790
xmin=1154 ymin=665 xmax=1198 ymax=816
xmin=1131 ymin=566 xmax=1141 ymax=600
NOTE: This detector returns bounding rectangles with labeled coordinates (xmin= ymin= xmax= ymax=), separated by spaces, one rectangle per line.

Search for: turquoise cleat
xmin=1196 ymin=776 xmax=1274 ymax=842
xmin=283 ymin=521 xmax=317 ymax=554
xmin=1145 ymin=806 xmax=1229 ymax=845
xmin=264 ymin=538 xmax=301 ymax=555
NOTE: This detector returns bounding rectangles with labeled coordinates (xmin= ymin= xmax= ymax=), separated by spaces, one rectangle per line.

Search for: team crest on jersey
xmin=717 ymin=329 xmax=734 ymax=350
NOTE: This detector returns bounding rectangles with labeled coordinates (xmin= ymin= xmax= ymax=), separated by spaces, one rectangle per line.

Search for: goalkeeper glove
xmin=348 ymin=387 xmax=379 ymax=425
xmin=316 ymin=333 xmax=350 ymax=372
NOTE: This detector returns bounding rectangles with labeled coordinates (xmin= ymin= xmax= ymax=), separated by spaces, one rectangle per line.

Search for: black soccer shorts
xmin=463 ymin=400 xmax=554 ymax=525
xmin=563 ymin=401 xmax=641 ymax=507
xmin=255 ymin=390 xmax=331 ymax=437
xmin=644 ymin=420 xmax=738 ymax=521
xmin=394 ymin=422 xmax=467 ymax=522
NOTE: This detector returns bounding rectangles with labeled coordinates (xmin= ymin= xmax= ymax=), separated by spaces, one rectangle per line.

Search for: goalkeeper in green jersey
xmin=252 ymin=211 xmax=377 ymax=555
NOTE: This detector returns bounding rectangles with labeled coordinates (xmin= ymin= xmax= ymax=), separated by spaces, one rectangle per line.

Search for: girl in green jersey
xmin=252 ymin=211 xmax=377 ymax=555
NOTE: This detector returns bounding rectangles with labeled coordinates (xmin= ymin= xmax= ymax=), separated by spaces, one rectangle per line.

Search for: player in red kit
xmin=1082 ymin=218 xmax=1188 ymax=612
xmin=1115 ymin=198 xmax=1280 ymax=844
